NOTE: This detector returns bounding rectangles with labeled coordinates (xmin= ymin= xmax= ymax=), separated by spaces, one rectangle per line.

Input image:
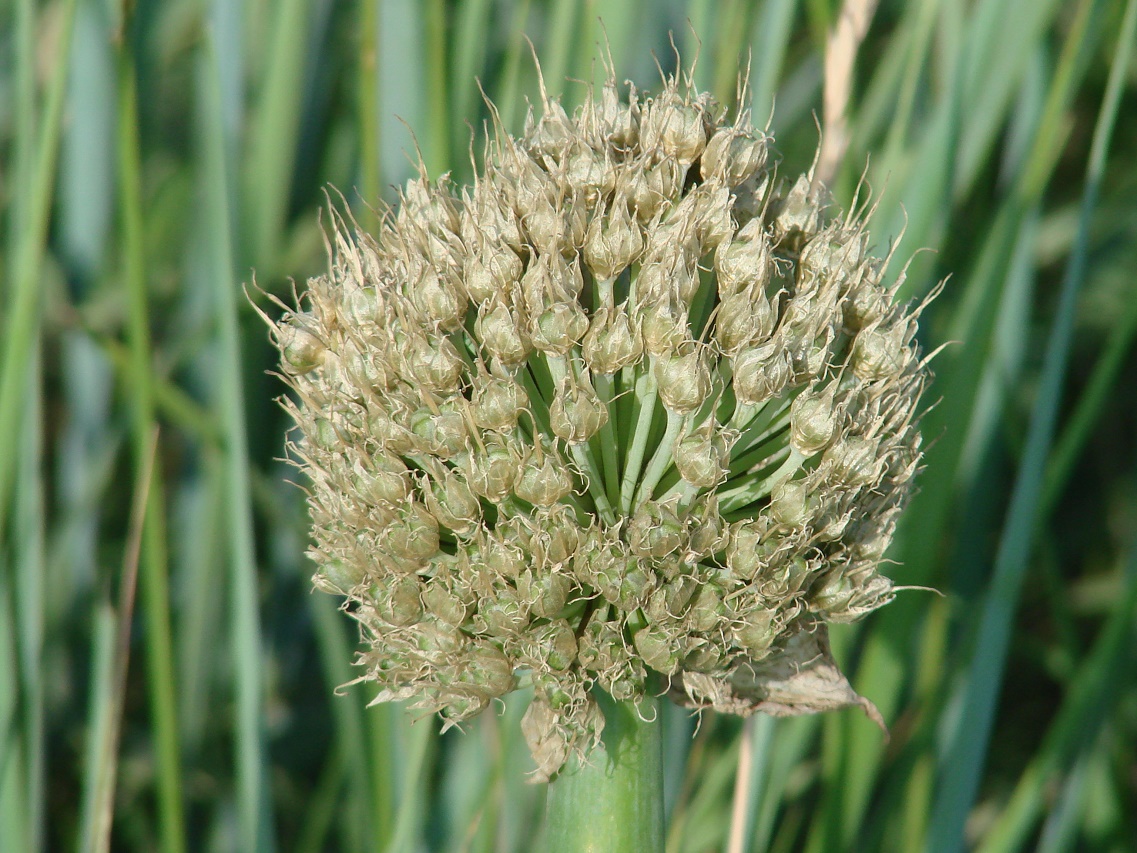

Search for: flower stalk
xmin=544 ymin=691 xmax=664 ymax=853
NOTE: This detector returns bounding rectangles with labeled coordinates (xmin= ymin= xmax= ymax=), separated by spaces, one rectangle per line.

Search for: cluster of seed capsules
xmin=271 ymin=70 xmax=929 ymax=779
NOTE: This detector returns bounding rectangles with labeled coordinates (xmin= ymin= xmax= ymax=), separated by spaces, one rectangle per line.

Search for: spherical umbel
xmin=266 ymin=61 xmax=931 ymax=782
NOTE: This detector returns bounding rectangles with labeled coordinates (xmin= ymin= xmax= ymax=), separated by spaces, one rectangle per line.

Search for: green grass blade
xmin=926 ymin=1 xmax=1128 ymax=847
xmin=450 ymin=0 xmax=493 ymax=172
xmin=424 ymin=0 xmax=451 ymax=173
xmin=749 ymin=0 xmax=798 ymax=125
xmin=244 ymin=0 xmax=311 ymax=270
xmin=0 ymin=0 xmax=78 ymax=547
xmin=117 ymin=42 xmax=186 ymax=853
xmin=76 ymin=603 xmax=117 ymax=853
xmin=976 ymin=536 xmax=1137 ymax=851
xmin=200 ymin=32 xmax=277 ymax=853
xmin=357 ymin=0 xmax=383 ymax=215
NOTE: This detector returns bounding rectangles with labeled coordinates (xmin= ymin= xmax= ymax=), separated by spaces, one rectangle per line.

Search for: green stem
xmin=633 ymin=409 xmax=687 ymax=509
xmin=619 ymin=368 xmax=659 ymax=513
xmin=544 ymin=691 xmax=664 ymax=853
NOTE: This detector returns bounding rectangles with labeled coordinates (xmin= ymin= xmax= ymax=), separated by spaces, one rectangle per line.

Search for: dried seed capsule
xmin=850 ymin=323 xmax=910 ymax=381
xmin=410 ymin=404 xmax=468 ymax=458
xmin=464 ymin=245 xmax=523 ymax=304
xmin=528 ymin=620 xmax=579 ymax=671
xmin=412 ymin=267 xmax=467 ymax=330
xmin=514 ymin=445 xmax=574 ymax=507
xmin=464 ymin=642 xmax=516 ymax=697
xmin=518 ymin=569 xmax=573 ymax=619
xmin=772 ymin=174 xmax=821 ymax=242
xmin=714 ymin=219 xmax=772 ymax=296
xmin=824 ymin=435 xmax=883 ymax=488
xmin=686 ymin=495 xmax=729 ymax=558
xmin=715 ymin=287 xmax=775 ymax=354
xmin=422 ymin=579 xmax=470 ymax=627
xmin=406 ymin=334 xmax=465 ymax=392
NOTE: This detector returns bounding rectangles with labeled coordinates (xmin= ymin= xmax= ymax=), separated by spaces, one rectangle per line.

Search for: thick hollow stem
xmin=544 ymin=691 xmax=664 ymax=853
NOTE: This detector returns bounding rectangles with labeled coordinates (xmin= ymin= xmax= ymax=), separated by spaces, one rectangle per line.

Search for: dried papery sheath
xmin=266 ymin=61 xmax=931 ymax=782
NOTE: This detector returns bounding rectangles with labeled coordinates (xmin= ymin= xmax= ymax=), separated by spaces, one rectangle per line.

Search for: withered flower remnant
xmin=267 ymin=66 xmax=930 ymax=781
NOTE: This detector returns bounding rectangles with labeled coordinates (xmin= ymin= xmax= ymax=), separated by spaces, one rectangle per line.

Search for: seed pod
xmin=715 ymin=219 xmax=772 ymax=296
xmin=518 ymin=568 xmax=573 ymax=619
xmin=422 ymin=579 xmax=470 ymax=627
xmin=423 ymin=467 xmax=482 ymax=537
xmin=484 ymin=533 xmax=528 ymax=580
xmin=515 ymin=451 xmax=573 ymax=507
xmin=638 ymin=300 xmax=688 ymax=357
xmin=772 ymin=174 xmax=821 ymax=243
xmin=732 ymin=341 xmax=793 ymax=406
xmin=584 ymin=197 xmax=644 ymax=280
xmin=381 ymin=501 xmax=440 ymax=564
xmin=464 ymin=245 xmax=523 ymax=304
xmin=317 ymin=558 xmax=365 ymax=594
xmin=278 ymin=320 xmax=325 ymax=373
xmin=645 ymin=99 xmax=707 ymax=164
xmin=675 ymin=423 xmax=731 ymax=489
xmin=410 ymin=404 xmax=468 ymax=458
xmin=824 ymin=435 xmax=883 ymax=488
xmin=549 ymin=372 xmax=609 ymax=444
xmin=769 ymin=478 xmax=814 ymax=528
xmin=850 ymin=323 xmax=910 ymax=381
xmin=594 ymin=553 xmax=654 ymax=612
xmin=472 ymin=373 xmax=526 ymax=432
xmin=633 ymin=624 xmax=681 ymax=675
xmin=466 ymin=435 xmax=522 ymax=503
xmin=375 ymin=575 xmax=424 ymax=627
xmin=528 ymin=620 xmax=579 ymax=671
xmin=476 ymin=297 xmax=531 ymax=367
xmin=582 ymin=306 xmax=643 ymax=375
xmin=715 ymin=287 xmax=775 ymax=354
xmin=790 ymin=386 xmax=838 ymax=456
xmin=598 ymin=658 xmax=647 ymax=702
xmin=686 ymin=495 xmax=729 ymax=558
xmin=412 ymin=267 xmax=467 ymax=330
xmin=406 ymin=334 xmax=465 ymax=392
xmin=464 ymin=642 xmax=517 ymax=697
xmin=733 ymin=608 xmax=778 ymax=656
xmin=531 ymin=300 xmax=589 ymax=355
xmin=628 ymin=500 xmax=684 ymax=559
xmin=701 ymin=127 xmax=767 ymax=186
xmin=655 ymin=345 xmax=712 ymax=414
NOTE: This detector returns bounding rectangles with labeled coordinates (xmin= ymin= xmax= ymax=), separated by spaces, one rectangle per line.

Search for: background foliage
xmin=1 ymin=0 xmax=1135 ymax=851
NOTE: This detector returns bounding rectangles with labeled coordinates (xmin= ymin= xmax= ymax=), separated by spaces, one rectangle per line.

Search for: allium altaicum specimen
xmin=268 ymin=68 xmax=929 ymax=780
